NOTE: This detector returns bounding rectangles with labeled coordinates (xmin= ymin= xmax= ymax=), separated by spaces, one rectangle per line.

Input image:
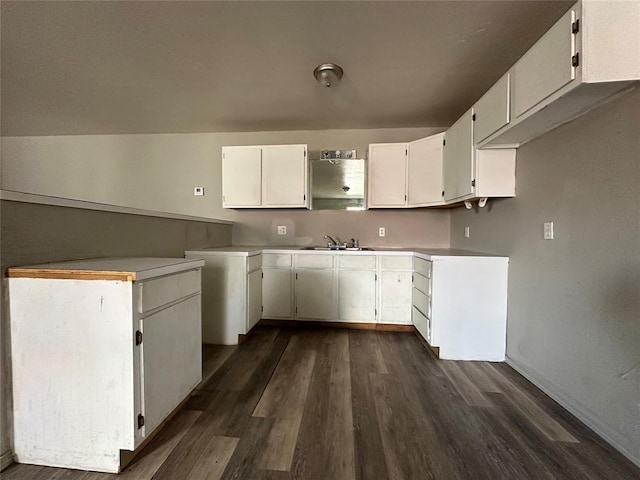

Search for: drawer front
xmin=262 ymin=254 xmax=292 ymax=268
xmin=412 ymin=287 xmax=431 ymax=320
xmin=413 ymin=257 xmax=432 ymax=278
xmin=412 ymin=306 xmax=430 ymax=343
xmin=337 ymin=255 xmax=376 ymax=270
xmin=413 ymin=272 xmax=431 ymax=296
xmin=247 ymin=254 xmax=262 ymax=272
xmin=296 ymin=254 xmax=334 ymax=269
xmin=380 ymin=255 xmax=413 ymax=270
xmin=139 ymin=269 xmax=201 ymax=314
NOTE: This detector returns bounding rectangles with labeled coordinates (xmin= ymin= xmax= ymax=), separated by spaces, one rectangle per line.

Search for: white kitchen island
xmin=186 ymin=246 xmax=508 ymax=361
xmin=7 ymin=257 xmax=204 ymax=473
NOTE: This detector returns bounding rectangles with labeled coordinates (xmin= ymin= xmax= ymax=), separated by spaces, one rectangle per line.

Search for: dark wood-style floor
xmin=4 ymin=326 xmax=639 ymax=480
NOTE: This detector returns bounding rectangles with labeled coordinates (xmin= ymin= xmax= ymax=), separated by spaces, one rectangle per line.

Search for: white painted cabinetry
xmin=262 ymin=254 xmax=294 ymax=319
xmin=378 ymin=255 xmax=413 ymax=325
xmin=414 ymin=256 xmax=509 ymax=361
xmin=184 ymin=249 xmax=262 ymax=345
xmin=337 ymin=255 xmax=377 ymax=322
xmin=474 ymin=74 xmax=510 ymax=144
xmin=369 ymin=134 xmax=445 ymax=208
xmin=7 ymin=258 xmax=204 ymax=473
xmin=443 ymin=109 xmax=516 ymax=203
xmin=480 ymin=0 xmax=640 ymax=148
xmin=222 ymin=144 xmax=308 ymax=208
xmin=367 ymin=143 xmax=408 ymax=207
xmin=295 ymin=254 xmax=336 ymax=320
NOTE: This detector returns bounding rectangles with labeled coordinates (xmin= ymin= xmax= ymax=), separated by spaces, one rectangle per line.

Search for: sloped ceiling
xmin=1 ymin=0 xmax=572 ymax=136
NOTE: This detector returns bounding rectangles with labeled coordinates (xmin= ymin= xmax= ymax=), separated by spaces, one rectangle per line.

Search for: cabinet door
xmin=338 ymin=270 xmax=376 ymax=321
xmin=379 ymin=270 xmax=412 ymax=324
xmin=247 ymin=269 xmax=262 ymax=330
xmin=295 ymin=269 xmax=335 ymax=320
xmin=474 ymin=73 xmax=510 ymax=144
xmin=443 ymin=110 xmax=474 ymax=202
xmin=140 ymin=294 xmax=201 ymax=436
xmin=407 ymin=133 xmax=445 ymax=206
xmin=262 ymin=145 xmax=307 ymax=207
xmin=262 ymin=269 xmax=292 ymax=318
xmin=368 ymin=143 xmax=407 ymax=207
xmin=512 ymin=9 xmax=576 ymax=119
xmin=222 ymin=146 xmax=262 ymax=207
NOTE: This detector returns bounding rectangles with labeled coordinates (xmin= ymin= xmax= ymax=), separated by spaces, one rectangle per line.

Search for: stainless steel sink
xmin=301 ymin=246 xmax=373 ymax=251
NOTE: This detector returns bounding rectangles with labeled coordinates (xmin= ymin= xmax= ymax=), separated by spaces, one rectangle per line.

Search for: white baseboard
xmin=506 ymin=356 xmax=640 ymax=468
xmin=1 ymin=450 xmax=14 ymax=472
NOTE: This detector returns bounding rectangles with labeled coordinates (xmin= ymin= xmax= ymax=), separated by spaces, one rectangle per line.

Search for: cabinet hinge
xmin=404 ymin=194 xmax=407 ymax=201
xmin=441 ymin=190 xmax=445 ymax=197
xmin=304 ymin=150 xmax=307 ymax=157
xmin=412 ymin=274 xmax=414 ymax=283
xmin=471 ymin=179 xmax=476 ymax=187
xmin=295 ymin=306 xmax=298 ymax=314
xmin=261 ymin=272 xmax=264 ymax=278
xmin=304 ymin=194 xmax=306 ymax=201
xmin=572 ymin=19 xmax=579 ymax=34
xmin=405 ymin=148 xmax=408 ymax=156
xmin=375 ymin=308 xmax=378 ymax=317
xmin=375 ymin=273 xmax=378 ymax=281
xmin=472 ymin=113 xmax=476 ymax=121
xmin=295 ymin=273 xmax=298 ymax=280
xmin=222 ymin=152 xmax=225 ymax=160
xmin=571 ymin=52 xmax=580 ymax=68
xmin=261 ymin=305 xmax=264 ymax=312
xmin=443 ymin=139 xmax=446 ymax=146
xmin=137 ymin=414 xmax=145 ymax=429
xmin=135 ymin=330 xmax=143 ymax=346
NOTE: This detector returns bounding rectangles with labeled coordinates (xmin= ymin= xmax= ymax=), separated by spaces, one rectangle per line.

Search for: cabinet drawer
xmin=262 ymin=254 xmax=292 ymax=268
xmin=413 ymin=272 xmax=431 ymax=296
xmin=412 ymin=287 xmax=431 ymax=320
xmin=412 ymin=306 xmax=430 ymax=343
xmin=296 ymin=254 xmax=333 ymax=269
xmin=380 ymin=255 xmax=413 ymax=270
xmin=139 ymin=269 xmax=201 ymax=314
xmin=413 ymin=257 xmax=432 ymax=278
xmin=337 ymin=255 xmax=376 ymax=270
xmin=247 ymin=254 xmax=262 ymax=272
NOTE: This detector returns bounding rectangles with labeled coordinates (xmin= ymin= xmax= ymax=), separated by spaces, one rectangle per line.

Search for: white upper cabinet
xmin=222 ymin=144 xmax=308 ymax=208
xmin=368 ymin=143 xmax=408 ymax=207
xmin=474 ymin=74 xmax=510 ymax=144
xmin=480 ymin=0 xmax=640 ymax=148
xmin=369 ymin=134 xmax=445 ymax=208
xmin=512 ymin=9 xmax=576 ymax=120
xmin=443 ymin=109 xmax=474 ymax=203
xmin=407 ymin=133 xmax=445 ymax=207
xmin=262 ymin=145 xmax=308 ymax=207
xmin=444 ymin=109 xmax=516 ymax=203
xmin=222 ymin=146 xmax=262 ymax=207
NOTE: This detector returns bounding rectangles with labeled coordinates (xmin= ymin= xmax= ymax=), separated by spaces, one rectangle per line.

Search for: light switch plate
xmin=277 ymin=226 xmax=287 ymax=235
xmin=543 ymin=222 xmax=554 ymax=240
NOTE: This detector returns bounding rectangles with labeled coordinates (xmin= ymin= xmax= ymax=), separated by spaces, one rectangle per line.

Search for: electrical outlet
xmin=194 ymin=186 xmax=204 ymax=196
xmin=378 ymin=227 xmax=386 ymax=237
xmin=543 ymin=222 xmax=554 ymax=240
xmin=464 ymin=226 xmax=470 ymax=238
xmin=277 ymin=225 xmax=287 ymax=235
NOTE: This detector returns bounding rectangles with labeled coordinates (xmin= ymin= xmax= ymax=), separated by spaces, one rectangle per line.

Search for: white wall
xmin=450 ymin=87 xmax=640 ymax=465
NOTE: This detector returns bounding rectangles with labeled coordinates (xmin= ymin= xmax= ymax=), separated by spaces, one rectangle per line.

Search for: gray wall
xmin=450 ymin=87 xmax=640 ymax=464
xmin=0 ymin=201 xmax=232 ymax=467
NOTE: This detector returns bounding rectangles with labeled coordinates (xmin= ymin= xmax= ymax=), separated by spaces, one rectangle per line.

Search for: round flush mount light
xmin=314 ymin=63 xmax=344 ymax=87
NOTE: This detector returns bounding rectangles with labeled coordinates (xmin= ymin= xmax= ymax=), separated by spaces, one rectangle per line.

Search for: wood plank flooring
xmin=4 ymin=326 xmax=639 ymax=480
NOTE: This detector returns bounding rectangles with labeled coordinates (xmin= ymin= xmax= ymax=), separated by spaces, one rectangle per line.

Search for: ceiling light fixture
xmin=314 ymin=63 xmax=343 ymax=87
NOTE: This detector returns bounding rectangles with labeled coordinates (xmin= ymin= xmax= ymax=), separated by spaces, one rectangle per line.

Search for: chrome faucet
xmin=324 ymin=234 xmax=340 ymax=247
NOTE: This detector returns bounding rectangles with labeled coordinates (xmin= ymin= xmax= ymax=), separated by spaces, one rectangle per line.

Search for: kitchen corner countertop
xmin=185 ymin=246 xmax=507 ymax=260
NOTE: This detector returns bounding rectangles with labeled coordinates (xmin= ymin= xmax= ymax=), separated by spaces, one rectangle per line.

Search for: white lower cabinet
xmin=338 ymin=270 xmax=377 ymax=322
xmin=378 ymin=255 xmax=413 ymax=325
xmin=295 ymin=262 xmax=336 ymax=320
xmin=184 ymin=250 xmax=262 ymax=345
xmin=7 ymin=258 xmax=204 ymax=473
xmin=415 ymin=256 xmax=509 ymax=361
xmin=262 ymin=267 xmax=293 ymax=318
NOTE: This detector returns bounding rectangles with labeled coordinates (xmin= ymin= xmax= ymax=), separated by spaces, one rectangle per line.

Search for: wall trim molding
xmin=506 ymin=356 xmax=640 ymax=468
xmin=0 ymin=190 xmax=234 ymax=225
xmin=0 ymin=450 xmax=13 ymax=472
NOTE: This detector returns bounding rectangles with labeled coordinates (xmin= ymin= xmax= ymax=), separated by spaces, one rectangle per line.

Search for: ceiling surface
xmin=1 ymin=0 xmax=573 ymax=136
